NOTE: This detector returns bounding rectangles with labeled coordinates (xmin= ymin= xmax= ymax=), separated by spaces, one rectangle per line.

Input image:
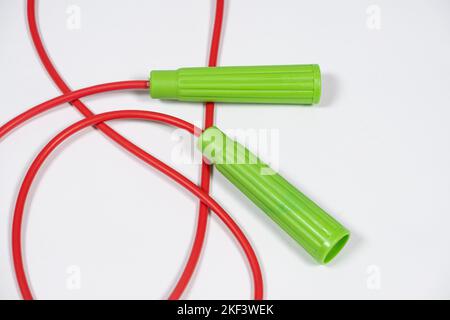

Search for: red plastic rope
xmin=10 ymin=110 xmax=263 ymax=300
xmin=0 ymin=0 xmax=265 ymax=299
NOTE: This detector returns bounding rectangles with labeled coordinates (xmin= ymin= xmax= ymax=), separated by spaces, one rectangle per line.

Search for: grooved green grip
xmin=198 ymin=127 xmax=349 ymax=264
xmin=150 ymin=64 xmax=321 ymax=105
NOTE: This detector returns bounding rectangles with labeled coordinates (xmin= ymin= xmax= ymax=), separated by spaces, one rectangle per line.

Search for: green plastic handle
xmin=150 ymin=64 xmax=321 ymax=105
xmin=198 ymin=127 xmax=350 ymax=264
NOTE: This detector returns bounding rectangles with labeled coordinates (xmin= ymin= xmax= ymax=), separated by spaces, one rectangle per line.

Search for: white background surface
xmin=1 ymin=0 xmax=450 ymax=299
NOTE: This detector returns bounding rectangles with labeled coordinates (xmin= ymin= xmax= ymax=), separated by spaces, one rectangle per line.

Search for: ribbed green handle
xmin=150 ymin=64 xmax=321 ymax=105
xmin=198 ymin=127 xmax=349 ymax=264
